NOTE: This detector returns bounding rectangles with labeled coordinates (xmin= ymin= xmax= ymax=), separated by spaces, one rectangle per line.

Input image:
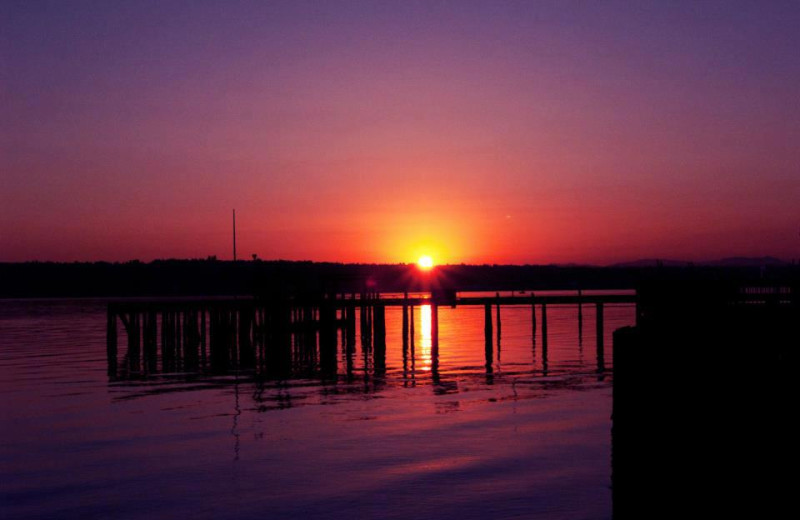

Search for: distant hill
xmin=610 ymin=259 xmax=688 ymax=268
xmin=611 ymin=257 xmax=790 ymax=268
xmin=713 ymin=256 xmax=788 ymax=267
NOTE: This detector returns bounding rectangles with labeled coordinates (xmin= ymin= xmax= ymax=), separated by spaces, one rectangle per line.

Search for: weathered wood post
xmin=484 ymin=303 xmax=493 ymax=343
xmin=346 ymin=296 xmax=356 ymax=352
xmin=402 ymin=292 xmax=409 ymax=348
xmin=401 ymin=295 xmax=409 ymax=379
xmin=319 ymin=299 xmax=337 ymax=375
xmin=596 ymin=302 xmax=605 ymax=371
xmin=107 ymin=307 xmax=117 ymax=376
xmin=239 ymin=305 xmax=255 ymax=368
xmin=430 ymin=303 xmax=440 ymax=384
xmin=359 ymin=295 xmax=369 ymax=342
xmin=484 ymin=303 xmax=494 ymax=379
xmin=409 ymin=304 xmax=415 ymax=354
xmin=431 ymin=303 xmax=439 ymax=349
xmin=128 ymin=311 xmax=140 ymax=370
xmin=176 ymin=311 xmax=183 ymax=365
xmin=495 ymin=292 xmax=502 ymax=341
xmin=578 ymin=289 xmax=584 ymax=345
xmin=373 ymin=303 xmax=386 ymax=376
xmin=200 ymin=308 xmax=207 ymax=363
xmin=531 ymin=293 xmax=536 ymax=341
xmin=160 ymin=310 xmax=169 ymax=367
xmin=144 ymin=310 xmax=157 ymax=371
xmin=344 ymin=301 xmax=355 ymax=380
xmin=541 ymin=302 xmax=548 ymax=351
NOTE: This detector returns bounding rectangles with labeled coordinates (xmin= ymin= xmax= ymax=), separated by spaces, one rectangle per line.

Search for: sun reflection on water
xmin=420 ymin=304 xmax=432 ymax=372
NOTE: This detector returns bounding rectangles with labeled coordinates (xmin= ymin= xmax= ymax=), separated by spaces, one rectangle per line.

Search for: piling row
xmin=107 ymin=294 xmax=617 ymax=377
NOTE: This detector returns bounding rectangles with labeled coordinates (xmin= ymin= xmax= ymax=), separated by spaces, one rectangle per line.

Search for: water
xmin=0 ymin=296 xmax=634 ymax=519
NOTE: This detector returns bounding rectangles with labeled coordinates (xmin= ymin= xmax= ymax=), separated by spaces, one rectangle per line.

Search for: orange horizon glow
xmin=3 ymin=3 xmax=797 ymax=265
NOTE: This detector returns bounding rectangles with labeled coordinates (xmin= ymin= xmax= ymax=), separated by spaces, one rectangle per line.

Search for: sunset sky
xmin=2 ymin=0 xmax=798 ymax=264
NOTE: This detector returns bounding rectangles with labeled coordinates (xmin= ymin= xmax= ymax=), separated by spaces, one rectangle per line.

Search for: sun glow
xmin=418 ymin=255 xmax=434 ymax=270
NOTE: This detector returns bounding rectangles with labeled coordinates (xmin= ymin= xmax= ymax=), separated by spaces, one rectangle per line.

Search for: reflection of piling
xmin=531 ymin=294 xmax=536 ymax=341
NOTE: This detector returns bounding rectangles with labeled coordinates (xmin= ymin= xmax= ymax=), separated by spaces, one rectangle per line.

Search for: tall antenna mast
xmin=232 ymin=209 xmax=237 ymax=261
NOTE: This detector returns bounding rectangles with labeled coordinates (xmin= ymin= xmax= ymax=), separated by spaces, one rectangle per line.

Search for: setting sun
xmin=418 ymin=255 xmax=434 ymax=270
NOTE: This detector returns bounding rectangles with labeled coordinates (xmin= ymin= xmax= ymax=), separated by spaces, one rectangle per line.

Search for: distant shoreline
xmin=1 ymin=259 xmax=796 ymax=299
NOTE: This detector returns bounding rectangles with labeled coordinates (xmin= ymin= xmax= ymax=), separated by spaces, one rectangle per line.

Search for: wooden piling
xmin=200 ymin=309 xmax=207 ymax=363
xmin=373 ymin=304 xmax=386 ymax=376
xmin=596 ymin=302 xmax=605 ymax=371
xmin=495 ymin=292 xmax=502 ymax=340
xmin=431 ymin=303 xmax=439 ymax=349
xmin=578 ymin=289 xmax=584 ymax=344
xmin=144 ymin=311 xmax=157 ymax=371
xmin=484 ymin=303 xmax=493 ymax=342
xmin=346 ymin=297 xmax=356 ymax=349
xmin=541 ymin=303 xmax=548 ymax=359
xmin=402 ymin=292 xmax=409 ymax=347
xmin=410 ymin=304 xmax=415 ymax=352
xmin=106 ymin=309 xmax=117 ymax=375
xmin=484 ymin=304 xmax=494 ymax=378
xmin=128 ymin=312 xmax=140 ymax=370
xmin=430 ymin=303 xmax=440 ymax=383
xmin=320 ymin=300 xmax=338 ymax=374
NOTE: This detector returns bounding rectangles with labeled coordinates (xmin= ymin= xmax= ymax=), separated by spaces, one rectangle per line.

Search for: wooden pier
xmin=106 ymin=291 xmax=636 ymax=376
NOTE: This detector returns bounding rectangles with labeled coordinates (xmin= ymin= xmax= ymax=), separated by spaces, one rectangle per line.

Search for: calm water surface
xmin=1 ymin=295 xmax=634 ymax=519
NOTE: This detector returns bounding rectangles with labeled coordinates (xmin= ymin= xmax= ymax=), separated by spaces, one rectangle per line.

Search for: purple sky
xmin=2 ymin=0 xmax=798 ymax=264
